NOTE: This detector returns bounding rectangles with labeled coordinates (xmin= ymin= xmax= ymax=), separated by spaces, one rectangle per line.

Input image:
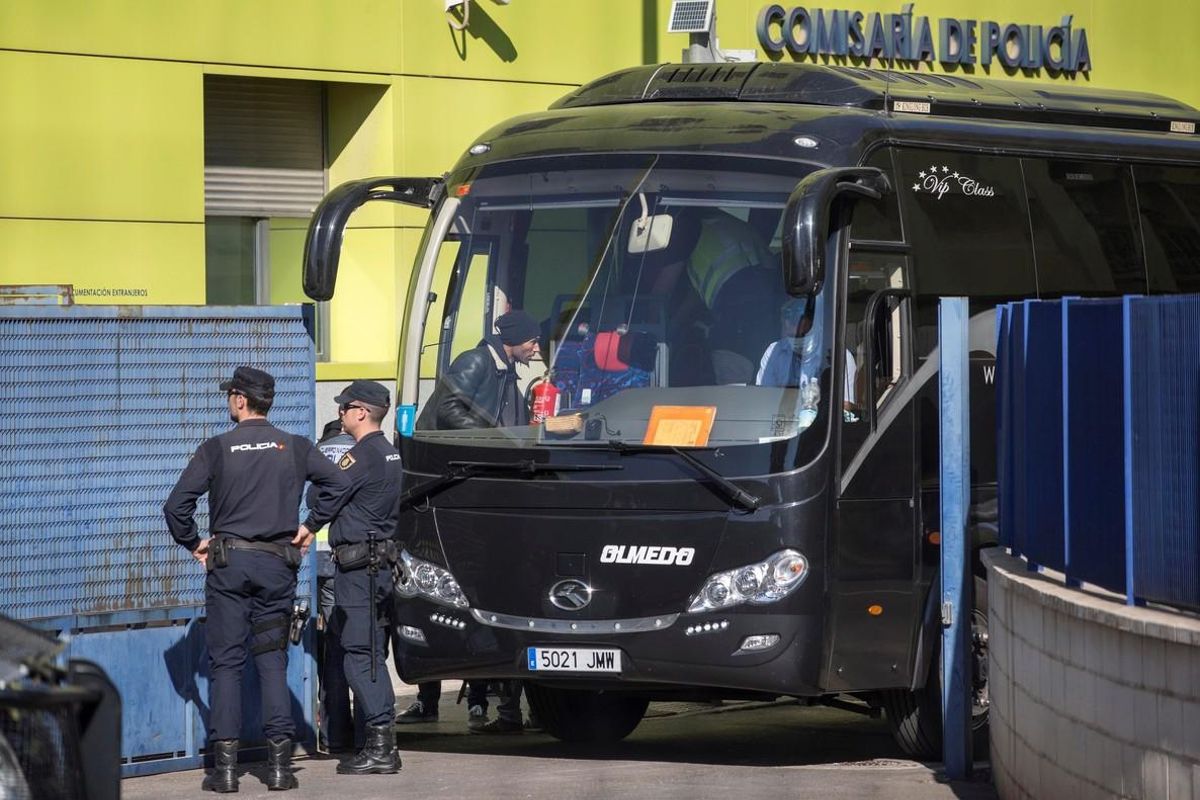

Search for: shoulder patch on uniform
xmin=339 ymin=453 xmax=356 ymax=470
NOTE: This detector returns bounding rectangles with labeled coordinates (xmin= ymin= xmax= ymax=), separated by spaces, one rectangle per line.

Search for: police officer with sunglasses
xmin=322 ymin=380 xmax=404 ymax=776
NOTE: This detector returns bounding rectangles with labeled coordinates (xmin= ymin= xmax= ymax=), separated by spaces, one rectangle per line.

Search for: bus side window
xmin=866 ymin=292 xmax=907 ymax=409
xmin=841 ymin=253 xmax=909 ymax=475
xmin=895 ymin=149 xmax=1035 ymax=360
xmin=1023 ymin=159 xmax=1145 ymax=296
xmin=844 ymin=254 xmax=909 ymax=417
xmin=1135 ymin=165 xmax=1200 ymax=294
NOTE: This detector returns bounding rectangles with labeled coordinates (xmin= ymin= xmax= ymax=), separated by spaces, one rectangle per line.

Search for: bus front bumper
xmin=391 ymin=598 xmax=825 ymax=696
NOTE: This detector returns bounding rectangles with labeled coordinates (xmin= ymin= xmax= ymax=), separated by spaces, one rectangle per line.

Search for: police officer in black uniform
xmin=324 ymin=380 xmax=404 ymax=776
xmin=163 ymin=366 xmax=351 ymax=793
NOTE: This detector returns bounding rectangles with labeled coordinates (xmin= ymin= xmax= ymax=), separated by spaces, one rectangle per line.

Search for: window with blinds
xmin=203 ymin=76 xmax=326 ymax=217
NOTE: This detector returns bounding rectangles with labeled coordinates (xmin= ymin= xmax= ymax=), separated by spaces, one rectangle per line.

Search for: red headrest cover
xmin=594 ymin=332 xmax=629 ymax=372
xmin=594 ymin=331 xmax=657 ymax=372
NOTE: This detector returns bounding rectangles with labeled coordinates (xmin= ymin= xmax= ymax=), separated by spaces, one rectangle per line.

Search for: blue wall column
xmin=939 ymin=297 xmax=972 ymax=777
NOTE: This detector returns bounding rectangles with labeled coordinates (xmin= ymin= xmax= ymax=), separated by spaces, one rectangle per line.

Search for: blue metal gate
xmin=995 ymin=296 xmax=1200 ymax=612
xmin=0 ymin=305 xmax=317 ymax=776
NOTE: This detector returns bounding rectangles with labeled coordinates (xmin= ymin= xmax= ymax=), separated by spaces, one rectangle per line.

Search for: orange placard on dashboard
xmin=643 ymin=405 xmax=717 ymax=448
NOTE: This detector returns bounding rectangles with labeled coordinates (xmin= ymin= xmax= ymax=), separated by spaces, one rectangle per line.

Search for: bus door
xmin=825 ymin=249 xmax=919 ymax=691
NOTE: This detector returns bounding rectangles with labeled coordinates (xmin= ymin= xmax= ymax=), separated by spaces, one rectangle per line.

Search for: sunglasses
xmin=339 ymin=402 xmax=368 ymax=413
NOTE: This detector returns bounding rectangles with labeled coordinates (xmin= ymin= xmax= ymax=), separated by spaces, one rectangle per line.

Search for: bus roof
xmin=551 ymin=63 xmax=1200 ymax=136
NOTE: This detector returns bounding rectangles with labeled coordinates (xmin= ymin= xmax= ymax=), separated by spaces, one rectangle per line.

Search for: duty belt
xmin=332 ymin=538 xmax=397 ymax=571
xmin=213 ymin=535 xmax=302 ymax=569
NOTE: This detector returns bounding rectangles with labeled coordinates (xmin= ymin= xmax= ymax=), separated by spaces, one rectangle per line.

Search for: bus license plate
xmin=527 ymin=647 xmax=621 ymax=673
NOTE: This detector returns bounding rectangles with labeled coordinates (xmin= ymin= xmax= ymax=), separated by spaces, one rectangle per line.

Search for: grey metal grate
xmin=0 ymin=306 xmax=315 ymax=624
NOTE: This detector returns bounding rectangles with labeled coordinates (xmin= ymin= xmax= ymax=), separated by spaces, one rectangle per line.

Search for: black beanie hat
xmin=495 ymin=310 xmax=539 ymax=345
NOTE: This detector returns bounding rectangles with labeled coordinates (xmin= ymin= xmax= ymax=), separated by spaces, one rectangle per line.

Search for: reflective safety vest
xmin=686 ymin=211 xmax=772 ymax=309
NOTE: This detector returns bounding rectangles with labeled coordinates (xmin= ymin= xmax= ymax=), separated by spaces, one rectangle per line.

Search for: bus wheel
xmin=882 ymin=576 xmax=989 ymax=760
xmin=524 ymin=684 xmax=649 ymax=743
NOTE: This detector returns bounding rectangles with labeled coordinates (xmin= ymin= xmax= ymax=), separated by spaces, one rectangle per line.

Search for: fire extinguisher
xmin=530 ymin=373 xmax=560 ymax=425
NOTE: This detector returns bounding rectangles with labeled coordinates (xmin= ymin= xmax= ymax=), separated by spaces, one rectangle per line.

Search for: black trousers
xmin=332 ymin=567 xmax=395 ymax=727
xmin=205 ymin=549 xmax=296 ymax=742
xmin=318 ymin=575 xmax=363 ymax=748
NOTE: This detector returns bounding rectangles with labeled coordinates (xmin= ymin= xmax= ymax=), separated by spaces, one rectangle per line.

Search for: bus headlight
xmin=395 ymin=549 xmax=469 ymax=609
xmin=686 ymin=550 xmax=809 ymax=613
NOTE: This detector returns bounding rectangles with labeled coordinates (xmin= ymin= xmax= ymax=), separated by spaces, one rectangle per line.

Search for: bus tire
xmin=883 ymin=576 xmax=989 ymax=760
xmin=524 ymin=683 xmax=649 ymax=743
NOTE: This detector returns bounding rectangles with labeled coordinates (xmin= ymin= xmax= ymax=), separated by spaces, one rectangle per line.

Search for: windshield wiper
xmin=398 ymin=459 xmax=623 ymax=509
xmin=596 ymin=441 xmax=761 ymax=512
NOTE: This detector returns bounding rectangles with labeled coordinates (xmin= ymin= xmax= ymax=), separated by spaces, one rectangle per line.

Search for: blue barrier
xmin=0 ymin=305 xmax=318 ymax=775
xmin=1124 ymin=297 xmax=1200 ymax=610
xmin=1009 ymin=302 xmax=1029 ymax=558
xmin=1020 ymin=300 xmax=1065 ymax=573
xmin=995 ymin=304 xmax=1014 ymax=550
xmin=1062 ymin=298 xmax=1125 ymax=592
xmin=996 ymin=295 xmax=1200 ymax=612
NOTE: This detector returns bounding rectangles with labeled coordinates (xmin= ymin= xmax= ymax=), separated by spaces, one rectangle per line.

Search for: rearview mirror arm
xmin=303 ymin=176 xmax=445 ymax=302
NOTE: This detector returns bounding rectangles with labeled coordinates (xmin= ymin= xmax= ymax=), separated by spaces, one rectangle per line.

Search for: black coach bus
xmin=303 ymin=63 xmax=1200 ymax=755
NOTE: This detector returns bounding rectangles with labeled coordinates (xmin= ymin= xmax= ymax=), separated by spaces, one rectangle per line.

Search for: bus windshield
xmin=412 ymin=154 xmax=829 ymax=450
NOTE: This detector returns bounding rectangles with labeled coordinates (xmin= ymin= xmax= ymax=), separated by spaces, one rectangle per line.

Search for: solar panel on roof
xmin=667 ymin=0 xmax=713 ymax=33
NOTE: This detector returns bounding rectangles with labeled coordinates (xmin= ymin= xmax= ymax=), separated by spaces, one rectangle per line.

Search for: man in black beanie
xmin=416 ymin=309 xmax=539 ymax=431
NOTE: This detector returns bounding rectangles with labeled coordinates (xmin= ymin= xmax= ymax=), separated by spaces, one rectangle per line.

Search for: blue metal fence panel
xmin=1009 ymin=302 xmax=1029 ymax=558
xmin=995 ymin=303 xmax=1014 ymax=549
xmin=1019 ymin=300 xmax=1065 ymax=572
xmin=67 ymin=619 xmax=202 ymax=762
xmin=1062 ymin=298 xmax=1126 ymax=593
xmin=0 ymin=305 xmax=318 ymax=773
xmin=1124 ymin=297 xmax=1200 ymax=610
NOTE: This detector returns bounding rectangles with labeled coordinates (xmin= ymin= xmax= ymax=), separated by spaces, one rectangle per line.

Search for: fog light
xmin=399 ymin=625 xmax=427 ymax=645
xmin=734 ymin=633 xmax=780 ymax=654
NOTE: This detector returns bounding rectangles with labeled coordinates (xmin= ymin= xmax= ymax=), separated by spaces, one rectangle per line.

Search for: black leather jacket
xmin=416 ymin=336 xmax=528 ymax=430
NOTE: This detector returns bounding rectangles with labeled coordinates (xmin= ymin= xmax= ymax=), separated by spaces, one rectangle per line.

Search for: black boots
xmin=201 ymin=738 xmax=297 ymax=792
xmin=266 ymin=737 xmax=298 ymax=790
xmin=202 ymin=739 xmax=239 ymax=793
xmin=336 ymin=723 xmax=401 ymax=775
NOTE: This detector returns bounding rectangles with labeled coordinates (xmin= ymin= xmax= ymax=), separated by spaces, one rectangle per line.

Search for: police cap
xmin=219 ymin=366 xmax=275 ymax=400
xmin=334 ymin=379 xmax=390 ymax=409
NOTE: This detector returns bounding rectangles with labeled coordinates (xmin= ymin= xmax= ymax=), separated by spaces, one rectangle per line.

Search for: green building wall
xmin=1 ymin=0 xmax=1197 ymax=381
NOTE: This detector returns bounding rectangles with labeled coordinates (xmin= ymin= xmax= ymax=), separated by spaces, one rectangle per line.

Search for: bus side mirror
xmin=782 ymin=167 xmax=892 ymax=297
xmin=303 ymin=176 xmax=444 ymax=301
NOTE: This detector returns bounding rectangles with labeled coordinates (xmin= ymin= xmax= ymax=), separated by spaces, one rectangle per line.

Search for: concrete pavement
xmin=122 ymin=695 xmax=997 ymax=800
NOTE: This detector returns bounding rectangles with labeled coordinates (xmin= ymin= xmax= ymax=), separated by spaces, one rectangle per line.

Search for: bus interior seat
xmin=552 ymin=329 xmax=658 ymax=408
